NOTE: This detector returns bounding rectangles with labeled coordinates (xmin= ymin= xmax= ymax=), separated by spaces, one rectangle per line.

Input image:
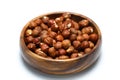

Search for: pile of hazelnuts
xmin=24 ymin=13 xmax=98 ymax=59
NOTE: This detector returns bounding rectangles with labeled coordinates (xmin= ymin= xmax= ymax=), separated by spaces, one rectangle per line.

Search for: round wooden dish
xmin=20 ymin=12 xmax=102 ymax=74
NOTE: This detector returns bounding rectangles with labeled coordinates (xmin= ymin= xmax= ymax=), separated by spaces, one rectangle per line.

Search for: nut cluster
xmin=24 ymin=13 xmax=98 ymax=60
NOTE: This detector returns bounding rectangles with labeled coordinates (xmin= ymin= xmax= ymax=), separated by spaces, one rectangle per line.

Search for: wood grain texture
xmin=20 ymin=12 xmax=102 ymax=74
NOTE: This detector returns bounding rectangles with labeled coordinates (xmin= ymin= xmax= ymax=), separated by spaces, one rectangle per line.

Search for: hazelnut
xmin=84 ymin=48 xmax=92 ymax=54
xmin=58 ymin=49 xmax=66 ymax=55
xmin=40 ymin=43 xmax=49 ymax=53
xmin=62 ymin=12 xmax=71 ymax=18
xmin=70 ymin=28 xmax=78 ymax=34
xmin=73 ymin=49 xmax=79 ymax=53
xmin=27 ymin=43 xmax=36 ymax=50
xmin=70 ymin=53 xmax=78 ymax=58
xmin=69 ymin=34 xmax=77 ymax=41
xmin=32 ymin=29 xmax=40 ymax=36
xmin=55 ymin=17 xmax=64 ymax=23
xmin=78 ymin=52 xmax=84 ymax=57
xmin=48 ymin=31 xmax=57 ymax=39
xmin=34 ymin=26 xmax=42 ymax=32
xmin=66 ymin=46 xmax=74 ymax=53
xmin=54 ymin=42 xmax=62 ymax=49
xmin=89 ymin=33 xmax=98 ymax=43
xmin=81 ymin=27 xmax=91 ymax=34
xmin=62 ymin=30 xmax=70 ymax=38
xmin=89 ymin=41 xmax=94 ymax=48
xmin=43 ymin=37 xmax=53 ymax=46
xmin=41 ymin=23 xmax=48 ymax=30
xmin=26 ymin=36 xmax=34 ymax=43
xmin=77 ymin=35 xmax=84 ymax=42
xmin=87 ymin=26 xmax=94 ymax=33
xmin=34 ymin=18 xmax=42 ymax=25
xmin=82 ymin=33 xmax=89 ymax=40
xmin=62 ymin=39 xmax=71 ymax=49
xmin=25 ymin=29 xmax=32 ymax=36
xmin=29 ymin=21 xmax=37 ymax=29
xmin=81 ymin=41 xmax=89 ymax=49
xmin=42 ymin=16 xmax=49 ymax=23
xmin=48 ymin=47 xmax=56 ymax=57
xmin=48 ymin=19 xmax=55 ymax=26
xmin=64 ymin=20 xmax=73 ymax=29
xmin=33 ymin=37 xmax=40 ymax=44
xmin=77 ymin=30 xmax=82 ymax=35
xmin=73 ymin=40 xmax=81 ymax=49
xmin=56 ymin=35 xmax=64 ymax=41
xmin=35 ymin=48 xmax=47 ymax=57
xmin=58 ymin=55 xmax=69 ymax=59
xmin=79 ymin=19 xmax=89 ymax=27
xmin=51 ymin=23 xmax=59 ymax=32
xmin=72 ymin=20 xmax=79 ymax=30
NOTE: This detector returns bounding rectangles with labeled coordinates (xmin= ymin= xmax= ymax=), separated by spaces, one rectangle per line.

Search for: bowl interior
xmin=21 ymin=12 xmax=101 ymax=62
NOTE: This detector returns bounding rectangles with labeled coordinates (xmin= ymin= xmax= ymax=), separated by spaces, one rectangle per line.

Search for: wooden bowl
xmin=20 ymin=12 xmax=102 ymax=74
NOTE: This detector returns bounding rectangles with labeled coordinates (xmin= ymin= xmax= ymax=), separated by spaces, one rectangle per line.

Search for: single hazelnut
xmin=78 ymin=52 xmax=84 ymax=57
xmin=66 ymin=46 xmax=74 ymax=53
xmin=87 ymin=26 xmax=94 ymax=33
xmin=73 ymin=40 xmax=81 ymax=49
xmin=43 ymin=37 xmax=53 ymax=46
xmin=40 ymin=23 xmax=48 ymax=30
xmin=48 ymin=31 xmax=57 ymax=39
xmin=89 ymin=41 xmax=94 ymax=48
xmin=82 ymin=33 xmax=89 ymax=40
xmin=33 ymin=37 xmax=40 ymax=44
xmin=58 ymin=55 xmax=69 ymax=59
xmin=26 ymin=36 xmax=34 ymax=43
xmin=25 ymin=29 xmax=32 ymax=36
xmin=58 ymin=49 xmax=66 ymax=55
xmin=29 ymin=21 xmax=37 ymax=29
xmin=54 ymin=42 xmax=62 ymax=49
xmin=34 ymin=26 xmax=42 ymax=32
xmin=64 ymin=20 xmax=73 ymax=29
xmin=80 ymin=41 xmax=89 ymax=49
xmin=35 ymin=48 xmax=47 ymax=57
xmin=62 ymin=30 xmax=70 ymax=38
xmin=81 ymin=27 xmax=91 ymax=34
xmin=27 ymin=43 xmax=36 ymax=51
xmin=62 ymin=12 xmax=71 ymax=18
xmin=48 ymin=19 xmax=55 ymax=26
xmin=70 ymin=28 xmax=78 ymax=34
xmin=69 ymin=34 xmax=77 ymax=41
xmin=48 ymin=47 xmax=56 ymax=57
xmin=70 ymin=53 xmax=78 ymax=58
xmin=34 ymin=18 xmax=42 ymax=25
xmin=77 ymin=35 xmax=84 ymax=42
xmin=72 ymin=20 xmax=79 ymax=30
xmin=84 ymin=48 xmax=92 ymax=54
xmin=32 ymin=29 xmax=40 ymax=36
xmin=55 ymin=17 xmax=64 ymax=23
xmin=42 ymin=16 xmax=49 ymax=23
xmin=51 ymin=23 xmax=59 ymax=32
xmin=62 ymin=39 xmax=71 ymax=49
xmin=77 ymin=30 xmax=82 ymax=35
xmin=40 ymin=43 xmax=49 ymax=53
xmin=79 ymin=19 xmax=89 ymax=27
xmin=89 ymin=33 xmax=98 ymax=43
xmin=56 ymin=35 xmax=64 ymax=41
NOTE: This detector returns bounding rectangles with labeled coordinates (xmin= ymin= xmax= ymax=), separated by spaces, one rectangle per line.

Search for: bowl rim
xmin=20 ymin=11 xmax=102 ymax=62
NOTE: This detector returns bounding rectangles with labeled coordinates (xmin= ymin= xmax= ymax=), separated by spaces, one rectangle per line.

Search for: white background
xmin=0 ymin=0 xmax=120 ymax=80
